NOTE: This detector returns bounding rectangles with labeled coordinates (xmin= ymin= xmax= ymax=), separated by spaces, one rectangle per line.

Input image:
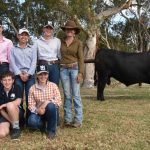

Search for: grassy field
xmin=0 ymin=83 xmax=150 ymax=150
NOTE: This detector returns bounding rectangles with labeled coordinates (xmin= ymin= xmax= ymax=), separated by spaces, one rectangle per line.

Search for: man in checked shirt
xmin=28 ymin=65 xmax=61 ymax=140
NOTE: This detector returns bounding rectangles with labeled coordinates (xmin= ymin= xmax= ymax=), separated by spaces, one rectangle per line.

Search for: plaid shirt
xmin=28 ymin=82 xmax=61 ymax=113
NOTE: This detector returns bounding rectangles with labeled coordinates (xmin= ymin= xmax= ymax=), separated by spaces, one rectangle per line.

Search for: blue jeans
xmin=60 ymin=66 xmax=83 ymax=123
xmin=47 ymin=64 xmax=60 ymax=86
xmin=15 ymin=75 xmax=35 ymax=123
xmin=28 ymin=103 xmax=57 ymax=134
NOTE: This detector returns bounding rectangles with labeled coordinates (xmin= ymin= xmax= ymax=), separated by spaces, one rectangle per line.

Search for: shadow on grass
xmin=105 ymin=95 xmax=150 ymax=100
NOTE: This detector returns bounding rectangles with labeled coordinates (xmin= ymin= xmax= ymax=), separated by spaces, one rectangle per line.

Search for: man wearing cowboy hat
xmin=60 ymin=20 xmax=84 ymax=128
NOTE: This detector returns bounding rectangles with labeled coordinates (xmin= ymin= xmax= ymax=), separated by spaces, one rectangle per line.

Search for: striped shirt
xmin=28 ymin=81 xmax=61 ymax=113
xmin=9 ymin=44 xmax=37 ymax=75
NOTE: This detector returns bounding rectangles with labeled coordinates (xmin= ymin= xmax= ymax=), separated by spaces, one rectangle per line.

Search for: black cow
xmin=94 ymin=48 xmax=150 ymax=100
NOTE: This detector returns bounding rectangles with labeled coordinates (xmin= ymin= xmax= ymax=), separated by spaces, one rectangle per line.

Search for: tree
xmin=1 ymin=0 xmax=132 ymax=87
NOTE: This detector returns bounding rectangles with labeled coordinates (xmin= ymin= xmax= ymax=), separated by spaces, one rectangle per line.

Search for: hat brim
xmin=61 ymin=26 xmax=80 ymax=34
xmin=19 ymin=31 xmax=29 ymax=35
xmin=43 ymin=25 xmax=54 ymax=29
xmin=37 ymin=71 xmax=48 ymax=75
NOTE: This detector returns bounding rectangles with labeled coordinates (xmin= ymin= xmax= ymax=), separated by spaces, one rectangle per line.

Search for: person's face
xmin=65 ymin=28 xmax=76 ymax=37
xmin=1 ymin=76 xmax=14 ymax=91
xmin=17 ymin=32 xmax=29 ymax=44
xmin=43 ymin=26 xmax=54 ymax=37
xmin=37 ymin=72 xmax=48 ymax=84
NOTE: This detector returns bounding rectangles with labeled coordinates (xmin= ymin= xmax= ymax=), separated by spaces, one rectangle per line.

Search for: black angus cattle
xmin=93 ymin=48 xmax=150 ymax=100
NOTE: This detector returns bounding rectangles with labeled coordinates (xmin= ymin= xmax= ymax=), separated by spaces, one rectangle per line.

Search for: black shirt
xmin=0 ymin=84 xmax=22 ymax=105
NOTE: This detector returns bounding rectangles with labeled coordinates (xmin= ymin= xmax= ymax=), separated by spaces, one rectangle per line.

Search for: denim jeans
xmin=60 ymin=66 xmax=83 ymax=123
xmin=28 ymin=103 xmax=57 ymax=134
xmin=47 ymin=64 xmax=60 ymax=86
xmin=15 ymin=75 xmax=35 ymax=123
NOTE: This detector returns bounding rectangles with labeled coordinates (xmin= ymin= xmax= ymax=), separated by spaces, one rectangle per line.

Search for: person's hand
xmin=76 ymin=73 xmax=83 ymax=83
xmin=20 ymin=71 xmax=29 ymax=82
xmin=37 ymin=107 xmax=45 ymax=115
xmin=0 ymin=104 xmax=6 ymax=110
xmin=37 ymin=101 xmax=50 ymax=115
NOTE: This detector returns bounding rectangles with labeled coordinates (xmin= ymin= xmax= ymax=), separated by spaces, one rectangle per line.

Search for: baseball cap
xmin=18 ymin=28 xmax=29 ymax=35
xmin=43 ymin=22 xmax=54 ymax=29
xmin=36 ymin=65 xmax=48 ymax=75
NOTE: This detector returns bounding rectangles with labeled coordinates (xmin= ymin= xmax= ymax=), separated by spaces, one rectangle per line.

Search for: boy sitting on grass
xmin=0 ymin=71 xmax=24 ymax=139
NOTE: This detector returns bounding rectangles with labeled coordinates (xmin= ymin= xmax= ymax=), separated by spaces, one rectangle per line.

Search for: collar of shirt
xmin=62 ymin=38 xmax=78 ymax=45
xmin=1 ymin=84 xmax=15 ymax=95
xmin=40 ymin=36 xmax=54 ymax=42
xmin=15 ymin=43 xmax=31 ymax=48
xmin=35 ymin=83 xmax=48 ymax=91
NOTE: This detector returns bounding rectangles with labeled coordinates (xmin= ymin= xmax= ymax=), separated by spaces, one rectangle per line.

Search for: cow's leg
xmin=97 ymin=72 xmax=108 ymax=101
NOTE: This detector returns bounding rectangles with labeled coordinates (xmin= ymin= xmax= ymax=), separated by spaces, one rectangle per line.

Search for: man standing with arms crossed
xmin=10 ymin=28 xmax=37 ymax=126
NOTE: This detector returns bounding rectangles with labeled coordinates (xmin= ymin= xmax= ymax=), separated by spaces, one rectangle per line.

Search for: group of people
xmin=0 ymin=19 xmax=84 ymax=140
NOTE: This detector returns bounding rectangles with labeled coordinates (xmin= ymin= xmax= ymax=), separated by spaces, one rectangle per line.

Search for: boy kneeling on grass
xmin=0 ymin=71 xmax=24 ymax=139
xmin=28 ymin=65 xmax=62 ymax=140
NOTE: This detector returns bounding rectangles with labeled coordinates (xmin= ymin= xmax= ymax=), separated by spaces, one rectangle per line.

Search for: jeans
xmin=47 ymin=64 xmax=60 ymax=86
xmin=28 ymin=103 xmax=57 ymax=134
xmin=60 ymin=66 xmax=83 ymax=123
xmin=15 ymin=75 xmax=35 ymax=123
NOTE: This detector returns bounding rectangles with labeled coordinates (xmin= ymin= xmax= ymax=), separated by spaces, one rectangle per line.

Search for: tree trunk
xmin=83 ymin=31 xmax=97 ymax=88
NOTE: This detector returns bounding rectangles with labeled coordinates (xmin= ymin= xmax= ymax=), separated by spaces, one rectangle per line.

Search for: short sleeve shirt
xmin=0 ymin=84 xmax=22 ymax=105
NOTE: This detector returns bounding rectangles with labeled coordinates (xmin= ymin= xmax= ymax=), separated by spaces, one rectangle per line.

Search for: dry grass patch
xmin=0 ymin=83 xmax=150 ymax=150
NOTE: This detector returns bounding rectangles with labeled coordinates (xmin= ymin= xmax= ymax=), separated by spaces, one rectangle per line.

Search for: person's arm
xmin=7 ymin=40 xmax=13 ymax=63
xmin=77 ymin=41 xmax=84 ymax=83
xmin=9 ymin=47 xmax=21 ymax=75
xmin=28 ymin=46 xmax=37 ymax=75
xmin=0 ymin=104 xmax=7 ymax=110
xmin=28 ymin=86 xmax=37 ymax=114
xmin=57 ymin=39 xmax=61 ymax=59
xmin=51 ymin=83 xmax=62 ymax=107
xmin=12 ymin=98 xmax=21 ymax=107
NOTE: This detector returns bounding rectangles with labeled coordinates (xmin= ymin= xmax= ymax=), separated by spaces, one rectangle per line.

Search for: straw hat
xmin=61 ymin=20 xmax=80 ymax=34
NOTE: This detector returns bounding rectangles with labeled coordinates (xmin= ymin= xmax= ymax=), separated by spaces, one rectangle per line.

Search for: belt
xmin=0 ymin=62 xmax=8 ymax=65
xmin=38 ymin=60 xmax=59 ymax=65
xmin=60 ymin=62 xmax=78 ymax=68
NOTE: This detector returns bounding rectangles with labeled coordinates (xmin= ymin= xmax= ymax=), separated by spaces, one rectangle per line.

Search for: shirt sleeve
xmin=15 ymin=84 xmax=23 ymax=99
xmin=7 ymin=40 xmax=13 ymax=63
xmin=9 ymin=47 xmax=21 ymax=75
xmin=51 ymin=83 xmax=62 ymax=107
xmin=28 ymin=46 xmax=37 ymax=75
xmin=77 ymin=41 xmax=84 ymax=75
xmin=28 ymin=86 xmax=37 ymax=113
xmin=57 ymin=39 xmax=61 ymax=59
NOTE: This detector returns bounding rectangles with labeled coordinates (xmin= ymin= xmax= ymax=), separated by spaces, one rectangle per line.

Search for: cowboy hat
xmin=61 ymin=20 xmax=80 ymax=34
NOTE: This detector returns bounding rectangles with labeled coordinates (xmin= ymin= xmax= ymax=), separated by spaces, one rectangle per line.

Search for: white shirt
xmin=33 ymin=36 xmax=61 ymax=61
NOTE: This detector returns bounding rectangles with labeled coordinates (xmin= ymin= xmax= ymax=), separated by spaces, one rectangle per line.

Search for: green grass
xmin=1 ymin=83 xmax=150 ymax=150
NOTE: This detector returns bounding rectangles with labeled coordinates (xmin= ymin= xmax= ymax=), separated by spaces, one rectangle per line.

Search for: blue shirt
xmin=9 ymin=44 xmax=37 ymax=75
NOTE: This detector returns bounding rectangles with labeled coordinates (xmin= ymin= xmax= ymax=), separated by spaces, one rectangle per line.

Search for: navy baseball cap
xmin=36 ymin=65 xmax=48 ymax=75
